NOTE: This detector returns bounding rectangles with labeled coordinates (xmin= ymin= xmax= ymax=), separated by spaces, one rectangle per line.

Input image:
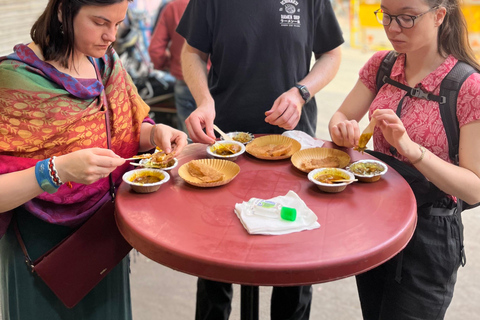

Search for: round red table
xmin=115 ymin=141 xmax=417 ymax=319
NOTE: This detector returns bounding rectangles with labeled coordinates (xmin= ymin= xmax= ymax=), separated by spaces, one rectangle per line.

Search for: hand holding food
xmin=354 ymin=118 xmax=377 ymax=153
xmin=54 ymin=148 xmax=125 ymax=185
xmin=152 ymin=123 xmax=188 ymax=155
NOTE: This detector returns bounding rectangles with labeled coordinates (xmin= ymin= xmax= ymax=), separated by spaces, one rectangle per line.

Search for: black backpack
xmin=375 ymin=51 xmax=479 ymax=211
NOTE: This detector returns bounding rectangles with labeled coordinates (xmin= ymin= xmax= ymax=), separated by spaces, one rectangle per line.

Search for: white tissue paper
xmin=234 ymin=190 xmax=320 ymax=235
xmin=282 ymin=130 xmax=324 ymax=149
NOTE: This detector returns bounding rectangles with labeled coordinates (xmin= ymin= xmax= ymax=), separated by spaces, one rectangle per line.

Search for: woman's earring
xmin=60 ymin=24 xmax=64 ymax=35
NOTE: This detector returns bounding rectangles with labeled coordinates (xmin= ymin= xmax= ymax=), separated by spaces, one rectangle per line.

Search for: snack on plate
xmin=250 ymin=143 xmax=292 ymax=157
xmin=132 ymin=153 xmax=152 ymax=160
xmin=187 ymin=161 xmax=225 ymax=183
xmin=150 ymin=151 xmax=176 ymax=168
xmin=302 ymin=157 xmax=340 ymax=171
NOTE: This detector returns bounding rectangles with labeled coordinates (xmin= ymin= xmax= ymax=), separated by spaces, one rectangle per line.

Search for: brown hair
xmin=428 ymin=0 xmax=480 ymax=71
xmin=31 ymin=0 xmax=133 ymax=69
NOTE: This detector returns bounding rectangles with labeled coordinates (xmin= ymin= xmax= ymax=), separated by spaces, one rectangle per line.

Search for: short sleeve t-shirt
xmin=359 ymin=51 xmax=480 ymax=163
xmin=177 ymin=0 xmax=344 ymax=136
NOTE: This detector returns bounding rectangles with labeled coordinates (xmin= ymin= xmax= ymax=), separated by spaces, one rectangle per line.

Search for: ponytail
xmin=434 ymin=0 xmax=480 ymax=71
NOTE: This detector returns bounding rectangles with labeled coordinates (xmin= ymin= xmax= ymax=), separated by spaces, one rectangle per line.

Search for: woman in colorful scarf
xmin=0 ymin=0 xmax=187 ymax=319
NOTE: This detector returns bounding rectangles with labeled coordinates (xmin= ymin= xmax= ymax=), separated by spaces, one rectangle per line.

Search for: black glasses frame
xmin=374 ymin=6 xmax=439 ymax=29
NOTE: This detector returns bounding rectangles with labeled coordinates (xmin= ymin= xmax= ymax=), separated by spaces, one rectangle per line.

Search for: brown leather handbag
xmin=13 ymin=84 xmax=132 ymax=308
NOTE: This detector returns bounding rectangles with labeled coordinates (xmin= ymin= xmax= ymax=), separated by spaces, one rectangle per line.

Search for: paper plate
xmin=178 ymin=159 xmax=241 ymax=187
xmin=291 ymin=147 xmax=351 ymax=173
xmin=245 ymin=135 xmax=301 ymax=160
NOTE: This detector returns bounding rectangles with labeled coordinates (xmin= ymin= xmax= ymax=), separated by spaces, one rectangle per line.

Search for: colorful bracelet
xmin=35 ymin=159 xmax=59 ymax=194
xmin=150 ymin=124 xmax=158 ymax=148
xmin=48 ymin=156 xmax=64 ymax=187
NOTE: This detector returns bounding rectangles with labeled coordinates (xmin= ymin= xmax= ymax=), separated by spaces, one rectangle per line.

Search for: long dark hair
xmin=429 ymin=0 xmax=480 ymax=71
xmin=31 ymin=0 xmax=132 ymax=69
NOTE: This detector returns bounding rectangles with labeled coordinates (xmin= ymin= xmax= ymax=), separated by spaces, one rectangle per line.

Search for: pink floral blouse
xmin=360 ymin=50 xmax=480 ymax=164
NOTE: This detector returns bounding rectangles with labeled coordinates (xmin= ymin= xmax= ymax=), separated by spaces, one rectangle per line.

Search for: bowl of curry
xmin=122 ymin=168 xmax=170 ymax=193
xmin=207 ymin=140 xmax=246 ymax=161
xmin=348 ymin=159 xmax=387 ymax=182
xmin=307 ymin=168 xmax=355 ymax=193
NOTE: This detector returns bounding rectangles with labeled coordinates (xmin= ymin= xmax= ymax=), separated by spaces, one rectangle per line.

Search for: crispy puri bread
xmin=302 ymin=157 xmax=340 ymax=171
xmin=250 ymin=143 xmax=292 ymax=157
xmin=187 ymin=162 xmax=225 ymax=183
xmin=151 ymin=152 xmax=175 ymax=166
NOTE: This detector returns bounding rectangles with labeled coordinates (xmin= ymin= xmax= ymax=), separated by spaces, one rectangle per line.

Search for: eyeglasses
xmin=374 ymin=6 xmax=439 ymax=29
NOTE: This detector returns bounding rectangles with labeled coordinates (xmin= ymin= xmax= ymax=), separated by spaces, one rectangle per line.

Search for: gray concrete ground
xmin=129 ymin=43 xmax=480 ymax=320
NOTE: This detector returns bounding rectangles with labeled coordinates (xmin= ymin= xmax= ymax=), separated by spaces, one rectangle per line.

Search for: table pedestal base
xmin=240 ymin=285 xmax=259 ymax=320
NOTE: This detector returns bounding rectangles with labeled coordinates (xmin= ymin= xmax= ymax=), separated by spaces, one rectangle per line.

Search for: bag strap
xmin=93 ymin=58 xmax=116 ymax=200
xmin=14 ymin=58 xmax=115 ymax=272
xmin=438 ymin=61 xmax=475 ymax=164
xmin=376 ymin=50 xmax=397 ymax=93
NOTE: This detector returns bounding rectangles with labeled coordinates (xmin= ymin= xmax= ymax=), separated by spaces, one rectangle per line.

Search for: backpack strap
xmin=376 ymin=51 xmax=398 ymax=93
xmin=438 ymin=61 xmax=475 ymax=164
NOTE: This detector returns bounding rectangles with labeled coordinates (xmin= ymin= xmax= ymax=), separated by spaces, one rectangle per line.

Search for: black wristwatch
xmin=294 ymin=84 xmax=311 ymax=103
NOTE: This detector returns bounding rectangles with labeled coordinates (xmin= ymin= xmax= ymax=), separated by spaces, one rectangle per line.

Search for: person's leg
xmin=356 ymin=211 xmax=463 ymax=320
xmin=174 ymin=80 xmax=197 ymax=134
xmin=195 ymin=278 xmax=233 ymax=320
xmin=270 ymin=285 xmax=312 ymax=320
xmin=376 ymin=212 xmax=462 ymax=320
xmin=355 ymin=262 xmax=390 ymax=320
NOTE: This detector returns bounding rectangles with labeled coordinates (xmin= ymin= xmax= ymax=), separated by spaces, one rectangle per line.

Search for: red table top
xmin=115 ymin=141 xmax=417 ymax=286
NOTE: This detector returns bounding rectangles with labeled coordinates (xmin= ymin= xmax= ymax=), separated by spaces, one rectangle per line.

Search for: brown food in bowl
xmin=314 ymin=174 xmax=345 ymax=184
xmin=350 ymin=162 xmax=384 ymax=175
xmin=232 ymin=132 xmax=253 ymax=143
xmin=130 ymin=171 xmax=165 ymax=184
xmin=213 ymin=143 xmax=241 ymax=155
xmin=132 ymin=175 xmax=163 ymax=184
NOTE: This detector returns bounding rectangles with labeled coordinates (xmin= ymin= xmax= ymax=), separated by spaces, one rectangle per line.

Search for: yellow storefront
xmin=349 ymin=0 xmax=480 ymax=55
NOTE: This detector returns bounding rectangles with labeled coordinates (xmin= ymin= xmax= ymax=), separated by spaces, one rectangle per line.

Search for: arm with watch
xmin=265 ymin=47 xmax=342 ymax=130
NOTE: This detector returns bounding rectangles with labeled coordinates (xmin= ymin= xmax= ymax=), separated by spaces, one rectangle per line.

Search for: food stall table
xmin=115 ymin=141 xmax=417 ymax=320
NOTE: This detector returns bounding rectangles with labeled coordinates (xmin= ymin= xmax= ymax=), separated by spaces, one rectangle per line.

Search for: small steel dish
xmin=308 ymin=168 xmax=355 ymax=193
xmin=122 ymin=168 xmax=170 ymax=193
xmin=348 ymin=159 xmax=388 ymax=182
xmin=206 ymin=140 xmax=246 ymax=161
xmin=221 ymin=131 xmax=255 ymax=144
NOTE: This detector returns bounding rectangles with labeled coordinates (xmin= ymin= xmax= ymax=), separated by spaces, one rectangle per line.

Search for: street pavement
xmin=129 ymin=44 xmax=480 ymax=320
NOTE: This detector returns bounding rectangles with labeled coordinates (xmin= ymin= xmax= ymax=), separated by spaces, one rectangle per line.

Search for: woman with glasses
xmin=328 ymin=0 xmax=480 ymax=319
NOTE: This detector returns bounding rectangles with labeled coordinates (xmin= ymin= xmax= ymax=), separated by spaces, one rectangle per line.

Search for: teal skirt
xmin=0 ymin=208 xmax=132 ymax=320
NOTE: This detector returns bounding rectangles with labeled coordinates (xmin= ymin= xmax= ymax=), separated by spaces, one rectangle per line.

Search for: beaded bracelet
xmin=48 ymin=156 xmax=64 ymax=187
xmin=35 ymin=158 xmax=59 ymax=194
xmin=150 ymin=124 xmax=158 ymax=148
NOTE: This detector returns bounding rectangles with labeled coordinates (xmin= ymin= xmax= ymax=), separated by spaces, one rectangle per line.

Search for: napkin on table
xmin=282 ymin=130 xmax=324 ymax=149
xmin=234 ymin=190 xmax=320 ymax=235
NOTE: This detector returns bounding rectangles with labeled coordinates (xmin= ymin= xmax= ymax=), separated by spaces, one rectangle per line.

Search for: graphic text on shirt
xmin=279 ymin=0 xmax=301 ymax=28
